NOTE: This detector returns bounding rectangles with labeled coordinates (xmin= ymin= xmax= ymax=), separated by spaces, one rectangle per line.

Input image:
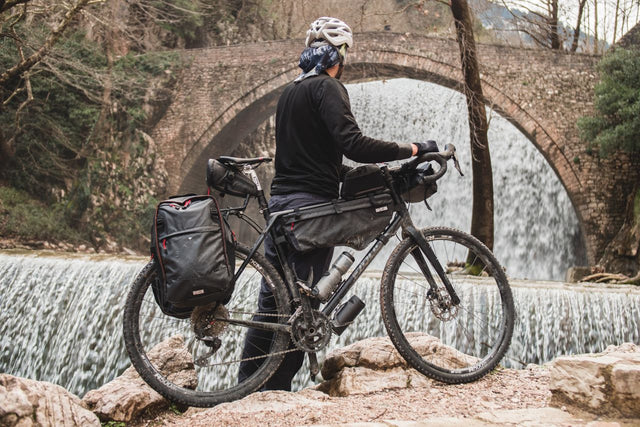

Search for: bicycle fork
xmin=403 ymin=222 xmax=461 ymax=307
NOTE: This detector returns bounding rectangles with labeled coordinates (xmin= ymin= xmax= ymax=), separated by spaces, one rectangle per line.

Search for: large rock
xmin=82 ymin=335 xmax=197 ymax=422
xmin=318 ymin=334 xmax=478 ymax=396
xmin=0 ymin=374 xmax=100 ymax=427
xmin=549 ymin=342 xmax=640 ymax=417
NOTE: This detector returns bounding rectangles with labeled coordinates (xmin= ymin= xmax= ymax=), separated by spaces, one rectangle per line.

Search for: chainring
xmin=290 ymin=310 xmax=332 ymax=353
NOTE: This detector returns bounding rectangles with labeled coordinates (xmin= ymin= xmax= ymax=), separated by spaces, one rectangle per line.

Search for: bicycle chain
xmin=194 ymin=341 xmax=299 ymax=368
xmin=194 ymin=309 xmax=297 ymax=367
xmin=225 ymin=310 xmax=290 ymax=319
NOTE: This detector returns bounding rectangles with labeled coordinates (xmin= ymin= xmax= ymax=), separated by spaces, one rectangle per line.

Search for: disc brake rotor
xmin=427 ymin=287 xmax=458 ymax=321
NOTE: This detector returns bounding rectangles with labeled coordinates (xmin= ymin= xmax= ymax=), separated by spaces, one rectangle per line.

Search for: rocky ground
xmin=128 ymin=367 xmax=556 ymax=427
xmin=122 ymin=338 xmax=638 ymax=427
xmin=3 ymin=336 xmax=639 ymax=427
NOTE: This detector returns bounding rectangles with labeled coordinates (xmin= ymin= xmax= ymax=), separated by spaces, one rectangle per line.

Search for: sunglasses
xmin=339 ymin=44 xmax=347 ymax=62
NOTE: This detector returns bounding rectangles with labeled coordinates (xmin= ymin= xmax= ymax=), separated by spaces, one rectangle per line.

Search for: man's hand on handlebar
xmin=411 ymin=140 xmax=439 ymax=156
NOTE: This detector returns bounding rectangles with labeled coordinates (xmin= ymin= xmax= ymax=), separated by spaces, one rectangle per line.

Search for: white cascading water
xmin=0 ymin=253 xmax=141 ymax=395
xmin=346 ymin=78 xmax=585 ymax=281
xmin=0 ymin=79 xmax=634 ymax=396
xmin=1 ymin=254 xmax=639 ymax=395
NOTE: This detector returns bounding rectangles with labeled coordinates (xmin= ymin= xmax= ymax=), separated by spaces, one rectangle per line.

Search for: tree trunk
xmin=549 ymin=0 xmax=561 ymax=49
xmin=450 ymin=0 xmax=494 ymax=252
xmin=612 ymin=0 xmax=620 ymax=43
xmin=594 ymin=0 xmax=599 ymax=54
xmin=571 ymin=0 xmax=587 ymax=52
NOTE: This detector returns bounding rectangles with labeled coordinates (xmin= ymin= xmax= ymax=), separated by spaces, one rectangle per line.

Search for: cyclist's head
xmin=305 ymin=17 xmax=352 ymax=63
xmin=295 ymin=17 xmax=352 ymax=82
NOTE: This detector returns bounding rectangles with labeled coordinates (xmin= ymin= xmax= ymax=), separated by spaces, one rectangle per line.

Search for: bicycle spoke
xmin=381 ymin=227 xmax=514 ymax=382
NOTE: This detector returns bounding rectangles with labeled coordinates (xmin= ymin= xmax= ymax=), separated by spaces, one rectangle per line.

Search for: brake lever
xmin=452 ymin=151 xmax=464 ymax=177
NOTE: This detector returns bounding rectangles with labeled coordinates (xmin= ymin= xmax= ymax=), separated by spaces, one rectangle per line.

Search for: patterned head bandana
xmin=295 ymin=42 xmax=341 ymax=82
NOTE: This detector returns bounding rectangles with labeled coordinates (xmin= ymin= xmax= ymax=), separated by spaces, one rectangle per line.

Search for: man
xmin=239 ymin=17 xmax=437 ymax=390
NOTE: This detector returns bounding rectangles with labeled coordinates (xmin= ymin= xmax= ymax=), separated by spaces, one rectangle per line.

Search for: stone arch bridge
xmin=151 ymin=32 xmax=639 ymax=267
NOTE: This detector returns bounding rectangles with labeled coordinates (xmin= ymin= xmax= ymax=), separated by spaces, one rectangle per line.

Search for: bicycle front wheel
xmin=122 ymin=243 xmax=290 ymax=407
xmin=380 ymin=227 xmax=514 ymax=383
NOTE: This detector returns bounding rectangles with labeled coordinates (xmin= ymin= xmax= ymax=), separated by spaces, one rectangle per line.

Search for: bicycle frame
xmin=220 ymin=164 xmax=460 ymax=337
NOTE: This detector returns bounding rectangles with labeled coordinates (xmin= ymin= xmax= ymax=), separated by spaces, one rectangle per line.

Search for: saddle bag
xmin=150 ymin=194 xmax=235 ymax=318
xmin=279 ymin=193 xmax=394 ymax=253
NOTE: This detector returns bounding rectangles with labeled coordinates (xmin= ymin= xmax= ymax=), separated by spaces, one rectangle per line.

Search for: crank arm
xmin=308 ymin=352 xmax=319 ymax=381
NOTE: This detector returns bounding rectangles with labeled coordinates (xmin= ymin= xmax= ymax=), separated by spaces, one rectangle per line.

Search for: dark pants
xmin=238 ymin=192 xmax=333 ymax=391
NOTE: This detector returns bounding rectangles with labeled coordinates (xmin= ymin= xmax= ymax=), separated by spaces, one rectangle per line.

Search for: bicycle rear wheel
xmin=122 ymin=243 xmax=290 ymax=407
xmin=380 ymin=227 xmax=514 ymax=383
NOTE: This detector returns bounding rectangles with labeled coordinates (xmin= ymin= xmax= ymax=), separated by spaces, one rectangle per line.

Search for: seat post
xmin=242 ymin=165 xmax=270 ymax=220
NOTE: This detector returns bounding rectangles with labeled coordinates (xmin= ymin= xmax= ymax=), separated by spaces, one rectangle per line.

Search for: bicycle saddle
xmin=218 ymin=156 xmax=272 ymax=166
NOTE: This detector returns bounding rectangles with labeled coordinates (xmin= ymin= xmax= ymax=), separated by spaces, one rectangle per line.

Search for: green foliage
xmin=578 ymin=48 xmax=640 ymax=155
xmin=1 ymin=19 xmax=179 ymax=249
xmin=101 ymin=421 xmax=126 ymax=427
xmin=1 ymin=28 xmax=104 ymax=192
xmin=151 ymin=0 xmax=204 ymax=43
xmin=0 ymin=187 xmax=83 ymax=243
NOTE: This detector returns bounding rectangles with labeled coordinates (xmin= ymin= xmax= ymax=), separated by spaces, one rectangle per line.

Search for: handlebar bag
xmin=150 ymin=194 xmax=236 ymax=317
xmin=392 ymin=162 xmax=438 ymax=203
xmin=278 ymin=193 xmax=394 ymax=253
xmin=340 ymin=164 xmax=387 ymax=199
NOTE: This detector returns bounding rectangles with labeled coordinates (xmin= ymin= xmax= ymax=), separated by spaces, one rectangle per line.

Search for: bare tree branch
xmin=0 ymin=0 xmax=91 ymax=88
xmin=0 ymin=0 xmax=31 ymax=14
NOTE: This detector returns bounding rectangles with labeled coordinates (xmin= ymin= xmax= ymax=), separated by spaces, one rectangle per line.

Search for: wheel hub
xmin=427 ymin=288 xmax=458 ymax=321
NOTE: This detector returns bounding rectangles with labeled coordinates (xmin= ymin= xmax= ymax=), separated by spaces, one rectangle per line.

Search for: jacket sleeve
xmin=316 ymin=77 xmax=413 ymax=163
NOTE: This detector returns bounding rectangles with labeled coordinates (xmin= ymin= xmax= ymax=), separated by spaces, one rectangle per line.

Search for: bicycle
xmin=122 ymin=144 xmax=515 ymax=407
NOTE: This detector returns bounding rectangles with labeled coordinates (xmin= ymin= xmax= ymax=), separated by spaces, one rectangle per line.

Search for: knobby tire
xmin=122 ymin=243 xmax=290 ymax=407
xmin=380 ymin=227 xmax=515 ymax=383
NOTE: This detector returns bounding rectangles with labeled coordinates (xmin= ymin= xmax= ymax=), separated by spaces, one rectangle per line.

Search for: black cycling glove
xmin=414 ymin=140 xmax=439 ymax=156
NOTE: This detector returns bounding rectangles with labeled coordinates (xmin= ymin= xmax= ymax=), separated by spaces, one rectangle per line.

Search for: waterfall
xmin=346 ymin=78 xmax=585 ymax=281
xmin=0 ymin=253 xmax=141 ymax=396
xmin=3 ymin=252 xmax=636 ymax=396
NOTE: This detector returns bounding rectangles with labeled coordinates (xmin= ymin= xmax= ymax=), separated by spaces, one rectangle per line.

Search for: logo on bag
xmin=193 ymin=289 xmax=205 ymax=295
xmin=375 ymin=206 xmax=388 ymax=213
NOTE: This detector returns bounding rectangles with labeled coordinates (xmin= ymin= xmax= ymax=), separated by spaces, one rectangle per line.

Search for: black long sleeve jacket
xmin=271 ymin=73 xmax=413 ymax=199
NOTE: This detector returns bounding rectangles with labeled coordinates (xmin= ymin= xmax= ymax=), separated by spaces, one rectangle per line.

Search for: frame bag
xmin=279 ymin=193 xmax=394 ymax=252
xmin=150 ymin=195 xmax=235 ymax=318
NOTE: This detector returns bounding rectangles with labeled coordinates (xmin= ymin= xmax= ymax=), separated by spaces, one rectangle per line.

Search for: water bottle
xmin=332 ymin=295 xmax=366 ymax=335
xmin=315 ymin=251 xmax=354 ymax=301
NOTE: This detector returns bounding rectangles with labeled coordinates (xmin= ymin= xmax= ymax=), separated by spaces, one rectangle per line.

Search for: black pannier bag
xmin=340 ymin=164 xmax=387 ymax=199
xmin=279 ymin=193 xmax=394 ymax=252
xmin=150 ymin=194 xmax=235 ymax=318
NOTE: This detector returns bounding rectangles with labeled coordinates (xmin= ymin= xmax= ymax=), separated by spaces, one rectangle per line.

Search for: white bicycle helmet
xmin=305 ymin=17 xmax=353 ymax=48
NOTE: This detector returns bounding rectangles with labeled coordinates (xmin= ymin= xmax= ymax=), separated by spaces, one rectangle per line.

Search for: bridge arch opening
xmin=178 ymin=62 xmax=587 ymax=280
